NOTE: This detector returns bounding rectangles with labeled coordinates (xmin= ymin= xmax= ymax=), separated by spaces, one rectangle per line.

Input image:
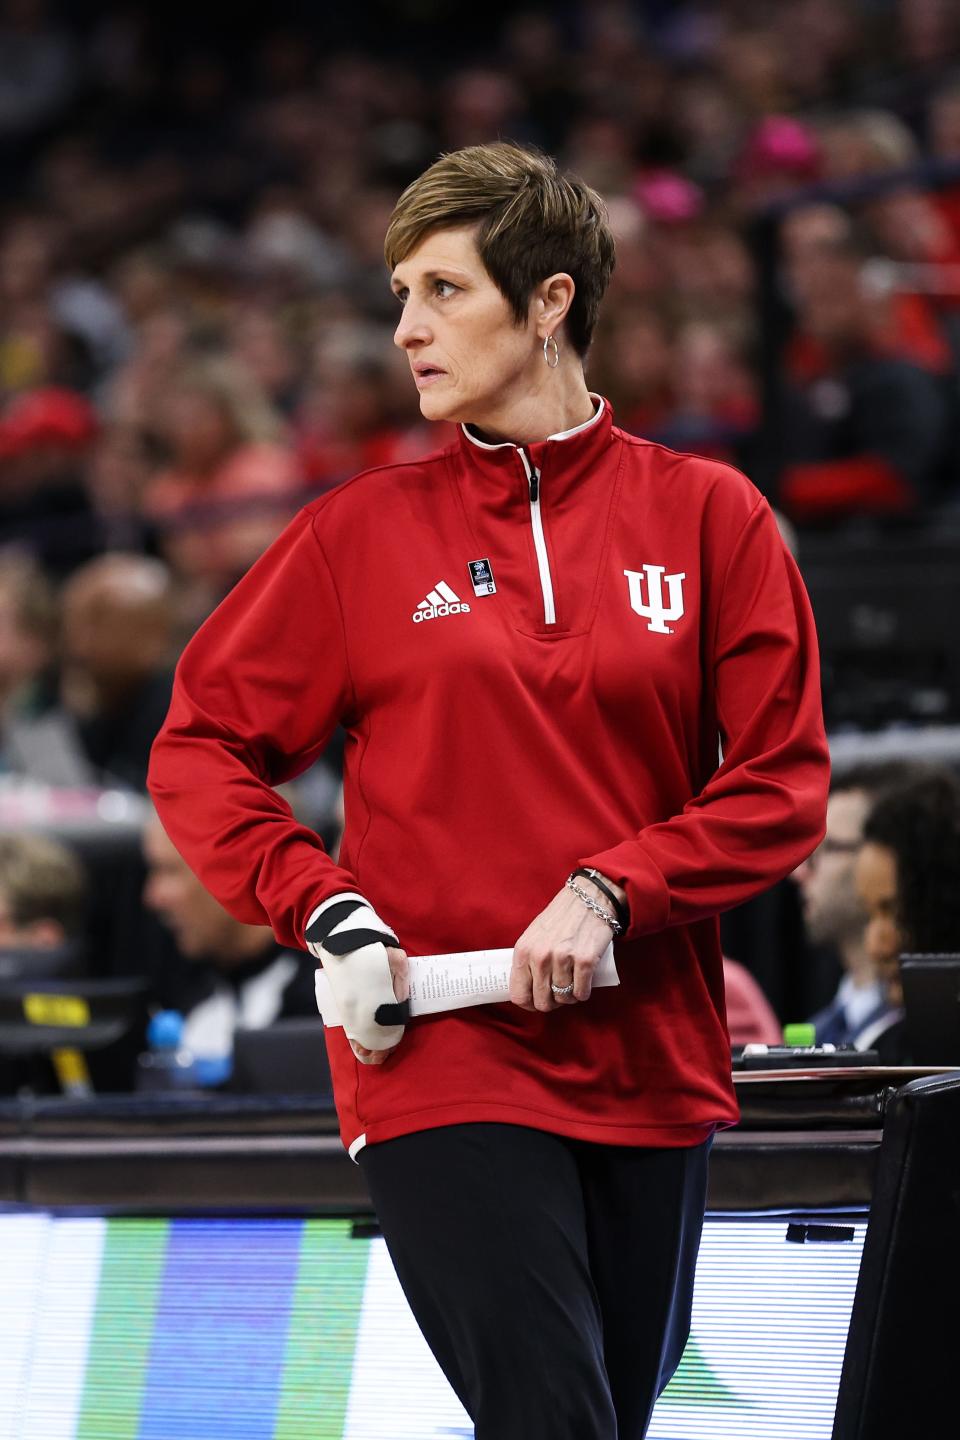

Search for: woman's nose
xmin=394 ymin=303 xmax=430 ymax=350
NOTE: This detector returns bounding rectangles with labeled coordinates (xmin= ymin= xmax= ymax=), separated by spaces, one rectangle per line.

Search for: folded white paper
xmin=314 ymin=943 xmax=619 ymax=1028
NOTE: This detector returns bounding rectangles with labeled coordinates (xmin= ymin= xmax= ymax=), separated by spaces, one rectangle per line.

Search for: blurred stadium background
xmin=5 ymin=7 xmax=960 ymax=1438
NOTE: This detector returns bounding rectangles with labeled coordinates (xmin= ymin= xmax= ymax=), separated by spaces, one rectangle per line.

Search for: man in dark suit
xmin=142 ymin=813 xmax=317 ymax=1080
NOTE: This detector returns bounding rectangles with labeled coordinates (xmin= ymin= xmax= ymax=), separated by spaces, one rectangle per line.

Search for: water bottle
xmin=136 ymin=1010 xmax=201 ymax=1091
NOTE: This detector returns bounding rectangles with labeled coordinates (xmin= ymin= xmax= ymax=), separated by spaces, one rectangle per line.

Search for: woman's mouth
xmin=414 ymin=365 xmax=447 ymax=388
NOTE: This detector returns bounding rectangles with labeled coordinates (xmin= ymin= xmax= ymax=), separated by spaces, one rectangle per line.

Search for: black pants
xmin=359 ymin=1123 xmax=712 ymax=1440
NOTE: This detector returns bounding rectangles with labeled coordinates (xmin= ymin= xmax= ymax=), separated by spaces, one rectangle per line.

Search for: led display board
xmin=0 ymin=1213 xmax=864 ymax=1438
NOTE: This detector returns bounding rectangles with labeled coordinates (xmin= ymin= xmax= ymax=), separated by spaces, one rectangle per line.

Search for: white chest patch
xmin=624 ymin=565 xmax=687 ymax=634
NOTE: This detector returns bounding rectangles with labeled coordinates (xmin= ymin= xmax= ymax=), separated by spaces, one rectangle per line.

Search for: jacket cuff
xmin=576 ymin=843 xmax=671 ymax=938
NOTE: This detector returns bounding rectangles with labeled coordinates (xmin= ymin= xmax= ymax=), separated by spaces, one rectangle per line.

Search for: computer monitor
xmin=899 ymin=954 xmax=960 ymax=1065
xmin=231 ymin=1018 xmax=332 ymax=1095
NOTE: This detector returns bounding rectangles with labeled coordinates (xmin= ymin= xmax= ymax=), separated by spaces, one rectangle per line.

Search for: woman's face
xmin=391 ymin=224 xmax=545 ymax=432
xmin=854 ymin=841 xmax=904 ymax=1000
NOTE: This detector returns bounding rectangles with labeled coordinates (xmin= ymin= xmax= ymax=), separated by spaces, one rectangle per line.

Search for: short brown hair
xmin=384 ymin=143 xmax=616 ymax=356
xmin=0 ymin=834 xmax=86 ymax=938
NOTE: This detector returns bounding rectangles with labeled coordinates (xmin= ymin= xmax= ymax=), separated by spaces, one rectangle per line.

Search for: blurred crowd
xmin=4 ymin=0 xmax=960 ymax=1088
xmin=3 ymin=3 xmax=960 ymax=609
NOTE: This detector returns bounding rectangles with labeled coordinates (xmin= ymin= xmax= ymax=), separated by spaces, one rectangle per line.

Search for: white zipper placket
xmin=518 ymin=447 xmax=556 ymax=625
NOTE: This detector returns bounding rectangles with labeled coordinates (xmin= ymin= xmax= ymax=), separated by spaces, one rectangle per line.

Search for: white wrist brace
xmin=305 ymin=892 xmax=405 ymax=1054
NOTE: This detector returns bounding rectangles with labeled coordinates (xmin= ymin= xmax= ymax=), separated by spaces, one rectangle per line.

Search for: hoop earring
xmin=543 ymin=334 xmax=560 ymax=369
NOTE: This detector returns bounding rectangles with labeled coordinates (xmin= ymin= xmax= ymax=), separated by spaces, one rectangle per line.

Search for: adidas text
xmin=412 ymin=601 xmax=472 ymax=622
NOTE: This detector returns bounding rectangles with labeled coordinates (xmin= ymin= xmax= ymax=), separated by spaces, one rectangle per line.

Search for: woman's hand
xmin=509 ymin=877 xmax=623 ymax=1012
xmin=349 ymin=946 xmax=410 ymax=1064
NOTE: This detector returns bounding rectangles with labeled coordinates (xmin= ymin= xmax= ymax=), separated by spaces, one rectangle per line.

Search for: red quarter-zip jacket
xmin=149 ymin=399 xmax=829 ymax=1155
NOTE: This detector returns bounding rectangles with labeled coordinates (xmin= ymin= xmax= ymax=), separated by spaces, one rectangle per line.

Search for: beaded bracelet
xmin=565 ymin=877 xmax=623 ymax=936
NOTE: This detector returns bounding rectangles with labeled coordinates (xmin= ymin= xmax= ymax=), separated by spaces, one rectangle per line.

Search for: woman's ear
xmin=534 ymin=273 xmax=576 ymax=338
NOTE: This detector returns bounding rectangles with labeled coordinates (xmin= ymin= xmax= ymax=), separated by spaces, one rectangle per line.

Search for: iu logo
xmin=624 ymin=565 xmax=686 ymax=634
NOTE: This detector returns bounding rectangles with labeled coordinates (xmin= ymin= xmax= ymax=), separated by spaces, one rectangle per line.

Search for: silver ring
xmin=550 ymin=982 xmax=574 ymax=996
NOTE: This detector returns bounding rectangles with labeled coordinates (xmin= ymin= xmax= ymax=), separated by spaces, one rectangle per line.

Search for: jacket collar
xmin=455 ymin=395 xmax=614 ymax=501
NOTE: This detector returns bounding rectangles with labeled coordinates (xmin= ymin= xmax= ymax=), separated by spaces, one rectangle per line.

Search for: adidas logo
xmin=413 ymin=580 xmax=472 ymax=623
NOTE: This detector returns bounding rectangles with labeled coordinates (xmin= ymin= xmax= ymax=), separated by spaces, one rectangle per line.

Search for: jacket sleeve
xmin=579 ymin=495 xmax=830 ymax=935
xmin=147 ymin=506 xmax=360 ymax=950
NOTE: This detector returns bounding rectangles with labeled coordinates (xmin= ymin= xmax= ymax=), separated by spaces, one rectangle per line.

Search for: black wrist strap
xmin=570 ymin=868 xmax=630 ymax=930
xmin=305 ymin=898 xmax=399 ymax=953
xmin=375 ymin=1000 xmax=411 ymax=1026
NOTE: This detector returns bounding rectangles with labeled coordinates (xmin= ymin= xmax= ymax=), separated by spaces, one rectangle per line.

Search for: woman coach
xmin=149 ymin=143 xmax=829 ymax=1439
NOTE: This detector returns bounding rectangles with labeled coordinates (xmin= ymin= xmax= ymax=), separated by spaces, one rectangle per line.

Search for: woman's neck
xmin=468 ymin=365 xmax=596 ymax=447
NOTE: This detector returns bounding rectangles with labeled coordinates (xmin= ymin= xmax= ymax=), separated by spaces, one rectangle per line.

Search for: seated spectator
xmin=295 ymin=341 xmax=413 ymax=487
xmin=783 ymin=203 xmax=953 ymax=377
xmin=105 ymin=302 xmax=187 ymax=432
xmin=228 ymin=304 xmax=301 ymax=417
xmin=0 ymin=831 xmax=86 ymax=958
xmin=142 ymin=813 xmax=317 ymax=1078
xmin=818 ymin=108 xmax=960 ymax=315
xmin=55 ymin=553 xmax=176 ymax=790
xmin=656 ymin=319 xmax=759 ymax=467
xmin=0 ymin=386 xmax=100 ymax=575
xmin=83 ymin=423 xmax=157 ymax=554
xmin=733 ymin=114 xmax=821 ymax=214
xmin=793 ymin=763 xmax=916 ymax=1045
xmin=929 ymin=76 xmax=960 ymax=247
xmin=816 ymin=109 xmax=917 ymax=186
xmin=145 ymin=355 xmax=305 ymax=621
xmin=854 ymin=767 xmax=960 ymax=1063
xmin=597 ymin=304 xmax=675 ymax=437
xmin=0 ymin=552 xmax=61 ymax=775
xmin=778 ymin=227 xmax=951 ymax=521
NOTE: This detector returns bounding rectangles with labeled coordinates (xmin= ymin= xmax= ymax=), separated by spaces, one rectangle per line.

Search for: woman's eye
xmin=435 ymin=280 xmax=457 ymax=299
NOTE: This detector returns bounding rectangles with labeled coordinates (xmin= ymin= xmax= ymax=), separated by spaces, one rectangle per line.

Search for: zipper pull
xmin=520 ymin=447 xmax=540 ymax=502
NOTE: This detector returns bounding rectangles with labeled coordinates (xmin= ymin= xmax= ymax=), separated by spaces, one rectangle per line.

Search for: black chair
xmin=832 ymin=1071 xmax=960 ymax=1439
xmin=0 ymin=943 xmax=86 ymax=982
xmin=0 ymin=975 xmax=149 ymax=1095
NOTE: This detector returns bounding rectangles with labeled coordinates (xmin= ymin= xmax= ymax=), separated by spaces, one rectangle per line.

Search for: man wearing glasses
xmin=791 ymin=762 xmax=914 ymax=1046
